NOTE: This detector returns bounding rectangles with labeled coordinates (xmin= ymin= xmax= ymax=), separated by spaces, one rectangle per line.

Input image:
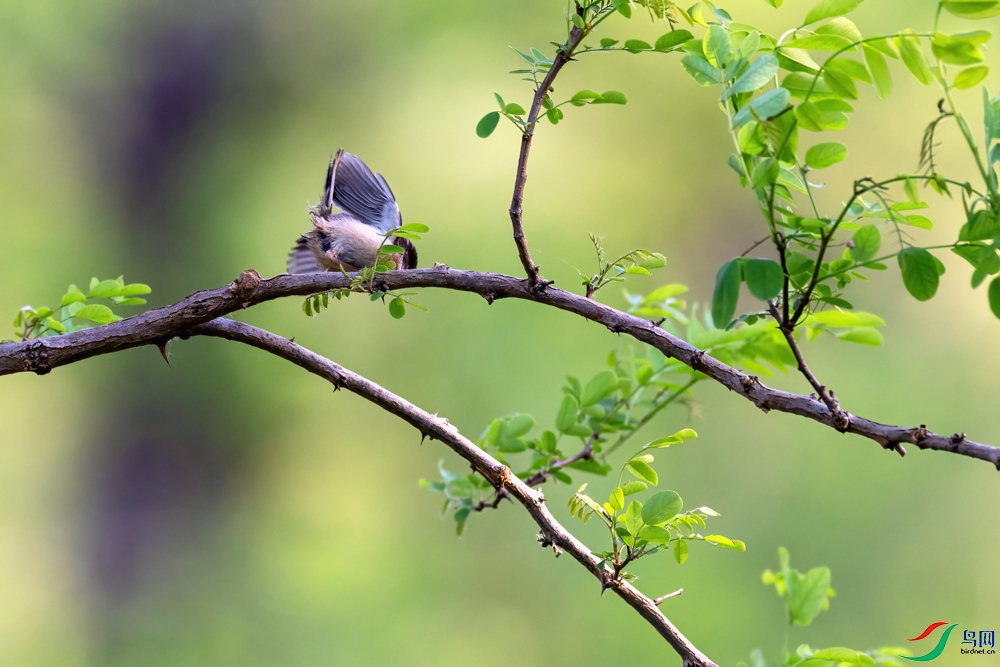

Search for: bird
xmin=287 ymin=150 xmax=417 ymax=274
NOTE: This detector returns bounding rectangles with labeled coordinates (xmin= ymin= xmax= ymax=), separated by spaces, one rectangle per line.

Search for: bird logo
xmin=902 ymin=622 xmax=959 ymax=662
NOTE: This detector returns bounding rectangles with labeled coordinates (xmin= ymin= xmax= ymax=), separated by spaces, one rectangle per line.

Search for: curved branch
xmin=190 ymin=317 xmax=719 ymax=667
xmin=509 ymin=15 xmax=586 ymax=286
xmin=0 ymin=267 xmax=997 ymax=469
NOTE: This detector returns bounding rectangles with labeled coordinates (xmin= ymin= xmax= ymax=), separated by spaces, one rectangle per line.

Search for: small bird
xmin=287 ymin=150 xmax=417 ymax=274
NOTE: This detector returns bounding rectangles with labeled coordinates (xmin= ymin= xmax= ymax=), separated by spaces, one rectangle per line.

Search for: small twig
xmin=654 ymin=589 xmax=684 ymax=606
xmin=508 ymin=8 xmax=587 ymax=287
xmin=769 ymin=303 xmax=851 ymax=432
xmin=740 ymin=236 xmax=772 ymax=257
xmin=524 ymin=431 xmax=600 ymax=487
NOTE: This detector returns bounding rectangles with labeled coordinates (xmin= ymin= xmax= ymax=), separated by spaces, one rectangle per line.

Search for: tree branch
xmin=0 ymin=267 xmax=997 ymax=469
xmin=508 ymin=14 xmax=586 ymax=287
xmin=768 ymin=303 xmax=854 ymax=437
xmin=189 ymin=317 xmax=719 ymax=667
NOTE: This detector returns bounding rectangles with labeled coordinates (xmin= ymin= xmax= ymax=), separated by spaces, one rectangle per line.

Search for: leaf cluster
xmin=8 ymin=277 xmax=150 ymax=342
xmin=569 ymin=426 xmax=744 ymax=579
xmin=742 ymin=548 xmax=909 ymax=667
xmin=581 ymin=234 xmax=667 ymax=296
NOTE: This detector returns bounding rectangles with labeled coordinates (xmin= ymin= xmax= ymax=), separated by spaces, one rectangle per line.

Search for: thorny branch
xmin=0 ymin=267 xmax=996 ymax=469
xmin=769 ymin=304 xmax=854 ymax=438
xmin=508 ymin=5 xmax=587 ymax=287
xmin=190 ymin=317 xmax=719 ymax=667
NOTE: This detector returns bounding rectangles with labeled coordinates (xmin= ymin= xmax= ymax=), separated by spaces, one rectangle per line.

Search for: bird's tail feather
xmin=287 ymin=236 xmax=324 ymax=274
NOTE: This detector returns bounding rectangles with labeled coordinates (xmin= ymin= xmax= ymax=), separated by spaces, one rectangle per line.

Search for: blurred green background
xmin=0 ymin=1 xmax=998 ymax=665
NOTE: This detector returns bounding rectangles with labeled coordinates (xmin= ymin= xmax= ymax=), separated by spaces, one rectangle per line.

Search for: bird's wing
xmin=330 ymin=152 xmax=401 ymax=234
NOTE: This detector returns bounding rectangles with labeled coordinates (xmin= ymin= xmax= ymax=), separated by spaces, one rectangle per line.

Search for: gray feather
xmin=287 ymin=237 xmax=324 ymax=274
xmin=331 ymin=152 xmax=401 ymax=234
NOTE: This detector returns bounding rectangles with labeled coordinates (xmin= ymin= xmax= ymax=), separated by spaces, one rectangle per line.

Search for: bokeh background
xmin=0 ymin=1 xmax=997 ymax=665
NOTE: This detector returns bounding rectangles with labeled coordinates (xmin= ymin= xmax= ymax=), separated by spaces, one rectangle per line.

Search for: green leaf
xmin=989 ymin=276 xmax=1000 ymax=318
xmin=805 ymin=142 xmax=848 ymax=169
xmin=600 ymin=38 xmax=619 ymax=48
xmin=712 ymin=259 xmax=742 ymax=328
xmin=954 ymin=65 xmax=990 ymax=88
xmin=729 ymin=54 xmax=779 ymax=95
xmin=122 ymin=283 xmax=152 ymax=296
xmin=960 ymin=210 xmax=1000 ymax=241
xmin=504 ymin=103 xmax=526 ymax=115
xmin=497 ymin=438 xmax=527 ymax=453
xmin=638 ymin=525 xmax=672 ymax=543
xmin=803 ymin=0 xmax=864 ymax=25
xmin=897 ymin=32 xmax=934 ymax=85
xmin=529 ymin=47 xmax=551 ymax=64
xmin=732 ymin=88 xmax=791 ymax=126
xmin=751 ymin=157 xmax=780 ymax=189
xmin=61 ymin=286 xmax=87 ymax=306
xmin=646 ymin=428 xmax=697 ymax=448
xmin=378 ymin=244 xmax=405 ymax=255
xmin=540 ymin=430 xmax=557 ymax=453
xmin=778 ymin=47 xmax=821 ymax=73
xmin=622 ymin=481 xmax=648 ymax=496
xmin=476 ymin=112 xmax=500 ymax=138
xmin=850 ymin=225 xmax=881 ymax=263
xmin=703 ymin=25 xmax=731 ymax=67
xmin=623 ymin=500 xmax=643 ymax=534
xmin=612 ymin=0 xmax=632 ymax=18
xmin=932 ymin=32 xmax=988 ymax=65
xmin=899 ymin=214 xmax=932 ymax=230
xmin=594 ymin=90 xmax=628 ymax=105
xmin=741 ymin=258 xmax=784 ymax=300
xmin=863 ymin=45 xmax=892 ymax=98
xmin=571 ymin=89 xmax=602 ymax=102
xmin=787 ymin=565 xmax=834 ymax=626
xmin=674 ymin=539 xmax=689 ymax=564
xmin=705 ymin=534 xmax=747 ymax=550
xmin=88 ymin=279 xmax=124 ymax=299
xmin=836 ymin=327 xmax=884 ymax=345
xmin=389 ymin=297 xmax=406 ymax=319
xmin=609 ymin=487 xmax=625 ymax=511
xmin=75 ymin=304 xmax=120 ymax=325
xmin=641 ymin=490 xmax=683 ymax=524
xmin=816 ymin=16 xmax=863 ymax=42
xmin=898 ymin=247 xmax=940 ymax=301
xmin=624 ymin=39 xmax=652 ymax=52
xmin=942 ymin=0 xmax=1000 ymax=19
xmin=810 ymin=310 xmax=885 ymax=327
xmin=581 ymin=370 xmax=618 ymax=406
xmin=682 ymin=54 xmax=723 ymax=86
xmin=655 ymin=30 xmax=694 ymax=51
xmin=627 ymin=459 xmax=659 ymax=485
xmin=45 ymin=317 xmax=67 ymax=334
xmin=555 ymin=394 xmax=580 ymax=433
xmin=503 ymin=414 xmax=534 ymax=438
xmin=796 ymin=101 xmax=849 ymax=132
xmin=785 ymin=35 xmax=854 ymax=51
xmin=823 ymin=68 xmax=859 ymax=99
